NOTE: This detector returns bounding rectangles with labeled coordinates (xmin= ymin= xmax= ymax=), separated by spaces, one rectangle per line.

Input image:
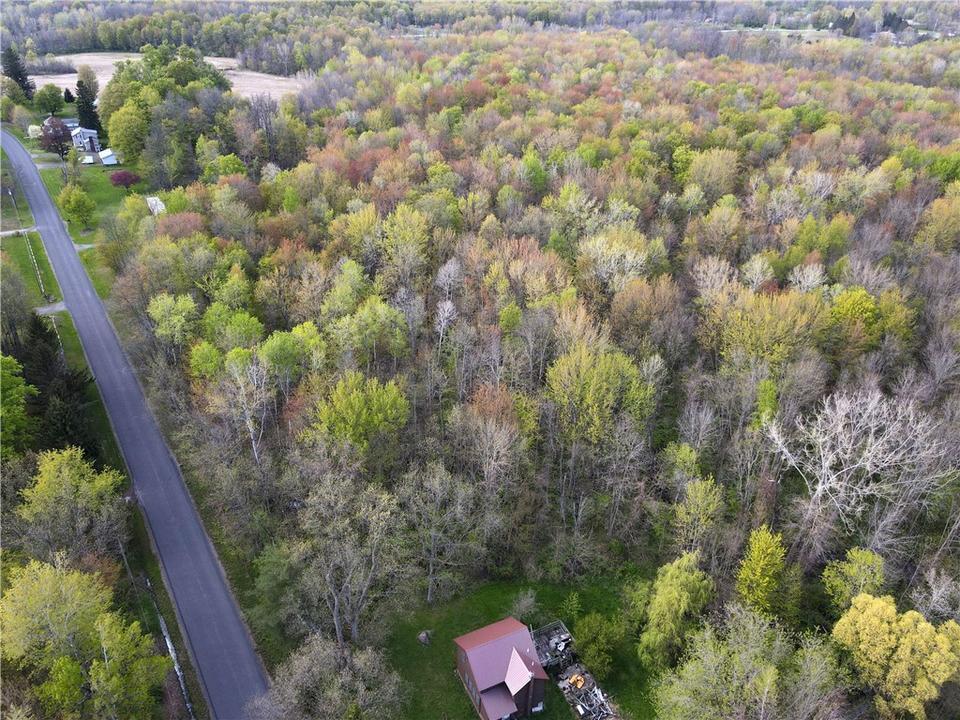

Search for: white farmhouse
xmin=71 ymin=127 xmax=101 ymax=153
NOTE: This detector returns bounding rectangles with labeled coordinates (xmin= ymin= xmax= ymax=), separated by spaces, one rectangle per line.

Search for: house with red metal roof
xmin=454 ymin=617 xmax=549 ymax=720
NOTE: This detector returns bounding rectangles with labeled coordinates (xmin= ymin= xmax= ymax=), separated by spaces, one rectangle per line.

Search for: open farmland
xmin=30 ymin=51 xmax=310 ymax=100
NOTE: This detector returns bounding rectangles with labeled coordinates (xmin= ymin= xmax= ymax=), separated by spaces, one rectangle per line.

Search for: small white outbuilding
xmin=98 ymin=148 xmax=118 ymax=166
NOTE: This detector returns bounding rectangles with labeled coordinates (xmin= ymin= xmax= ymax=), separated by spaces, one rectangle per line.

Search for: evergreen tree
xmin=63 ymin=87 xmax=74 ymax=103
xmin=75 ymin=79 xmax=102 ymax=135
xmin=1 ymin=46 xmax=34 ymax=100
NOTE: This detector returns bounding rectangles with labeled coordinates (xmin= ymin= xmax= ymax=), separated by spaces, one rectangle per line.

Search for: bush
xmin=109 ymin=170 xmax=141 ymax=190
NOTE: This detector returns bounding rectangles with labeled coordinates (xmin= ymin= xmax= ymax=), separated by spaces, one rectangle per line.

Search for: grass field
xmin=1 ymin=231 xmax=61 ymax=306
xmin=386 ymin=578 xmax=657 ymax=720
xmin=1 ymin=148 xmax=36 ymax=230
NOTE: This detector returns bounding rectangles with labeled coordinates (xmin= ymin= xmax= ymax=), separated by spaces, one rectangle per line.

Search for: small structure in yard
xmin=27 ymin=125 xmax=42 ymax=139
xmin=533 ymin=621 xmax=619 ymax=720
xmin=454 ymin=617 xmax=549 ymax=720
xmin=71 ymin=127 xmax=101 ymax=152
xmin=98 ymin=148 xmax=118 ymax=166
xmin=146 ymin=196 xmax=166 ymax=216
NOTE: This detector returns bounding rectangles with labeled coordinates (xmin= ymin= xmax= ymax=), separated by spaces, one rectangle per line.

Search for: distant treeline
xmin=3 ymin=1 xmax=958 ymax=76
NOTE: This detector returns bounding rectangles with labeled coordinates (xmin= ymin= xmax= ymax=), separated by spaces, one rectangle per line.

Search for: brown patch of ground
xmin=31 ymin=52 xmax=309 ymax=101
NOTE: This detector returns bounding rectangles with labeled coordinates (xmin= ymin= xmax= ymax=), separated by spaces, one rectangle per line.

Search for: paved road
xmin=2 ymin=130 xmax=269 ymax=719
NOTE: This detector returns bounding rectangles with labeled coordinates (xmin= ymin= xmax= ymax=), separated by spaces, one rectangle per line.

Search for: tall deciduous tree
xmin=399 ymin=461 xmax=481 ymax=604
xmin=297 ymin=471 xmax=407 ymax=654
xmin=57 ymin=184 xmax=96 ymax=228
xmin=638 ymin=551 xmax=714 ymax=669
xmin=769 ymin=389 xmax=951 ymax=569
xmin=0 ymin=557 xmax=170 ymax=719
xmin=34 ymin=83 xmax=64 ymax=116
xmin=0 ymin=354 xmax=37 ymax=457
xmin=17 ymin=447 xmax=127 ymax=562
xmin=656 ymin=604 xmax=849 ymax=720
xmin=821 ymin=547 xmax=885 ymax=615
xmin=249 ymin=634 xmax=401 ymax=720
xmin=312 ymin=371 xmax=408 ymax=453
xmin=40 ymin=117 xmax=71 ymax=160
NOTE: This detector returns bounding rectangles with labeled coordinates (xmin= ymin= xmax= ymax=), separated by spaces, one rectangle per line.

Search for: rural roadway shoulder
xmin=1 ymin=129 xmax=269 ymax=719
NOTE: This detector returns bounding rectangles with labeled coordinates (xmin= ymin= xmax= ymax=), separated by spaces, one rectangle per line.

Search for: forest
xmin=2 ymin=2 xmax=960 ymax=720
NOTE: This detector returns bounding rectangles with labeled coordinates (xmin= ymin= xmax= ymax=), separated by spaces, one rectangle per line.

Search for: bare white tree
xmin=691 ymin=255 xmax=737 ymax=304
xmin=215 ymin=350 xmax=273 ymax=469
xmin=434 ymin=299 xmax=458 ymax=352
xmin=910 ymin=566 xmax=960 ymax=622
xmin=741 ymin=253 xmax=774 ymax=291
xmin=788 ymin=263 xmax=826 ymax=293
xmin=434 ymin=257 xmax=463 ymax=300
xmin=769 ymin=388 xmax=950 ymax=568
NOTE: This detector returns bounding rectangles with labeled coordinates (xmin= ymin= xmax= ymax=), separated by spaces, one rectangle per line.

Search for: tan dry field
xmin=30 ymin=52 xmax=310 ymax=100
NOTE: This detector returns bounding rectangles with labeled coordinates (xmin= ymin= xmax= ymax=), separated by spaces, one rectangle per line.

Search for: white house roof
xmin=72 ymin=126 xmax=98 ymax=137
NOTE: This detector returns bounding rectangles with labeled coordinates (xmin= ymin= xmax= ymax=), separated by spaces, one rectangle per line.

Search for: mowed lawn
xmin=1 ymin=231 xmax=61 ymax=305
xmin=1 ymin=148 xmax=35 ymax=230
xmin=386 ymin=578 xmax=657 ymax=720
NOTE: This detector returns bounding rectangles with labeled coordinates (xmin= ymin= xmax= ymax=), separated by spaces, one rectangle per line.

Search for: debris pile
xmin=532 ymin=621 xmax=619 ymax=720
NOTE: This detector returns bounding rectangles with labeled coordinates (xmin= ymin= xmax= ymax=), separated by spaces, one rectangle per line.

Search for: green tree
xmin=380 ymin=203 xmax=429 ymax=289
xmin=107 ymin=100 xmax=149 ymax=163
xmin=833 ymin=594 xmax=960 ymax=719
xmin=188 ymin=339 xmax=223 ymax=380
xmin=828 ymin=286 xmax=881 ymax=357
xmin=735 ymin=525 xmax=786 ymax=617
xmin=674 ymin=477 xmax=724 ymax=554
xmin=638 ymin=552 xmax=714 ymax=669
xmin=57 ymin=184 xmax=96 ymax=229
xmin=17 ymin=447 xmax=127 ymax=561
xmin=88 ymin=613 xmax=172 ymax=720
xmin=686 ymin=148 xmax=739 ymax=204
xmin=34 ymin=83 xmax=64 ymax=116
xmin=0 ymin=354 xmax=37 ymax=457
xmin=147 ymin=292 xmax=198 ymax=352
xmin=522 ymin=147 xmax=548 ymax=197
xmin=656 ymin=605 xmax=848 ymax=720
xmin=574 ymin=613 xmax=625 ymax=680
xmin=1 ymin=46 xmax=34 ymax=99
xmin=201 ymin=152 xmax=247 ymax=183
xmin=260 ymin=329 xmax=309 ymax=400
xmin=313 ymin=371 xmax=409 ymax=452
xmin=821 ymin=548 xmax=885 ymax=615
xmin=331 ymin=295 xmax=408 ymax=372
xmin=546 ymin=343 xmax=654 ymax=445
xmin=0 ymin=556 xmax=111 ymax=670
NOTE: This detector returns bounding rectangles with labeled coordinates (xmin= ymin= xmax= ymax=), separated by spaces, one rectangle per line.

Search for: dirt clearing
xmin=30 ymin=52 xmax=310 ymax=101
